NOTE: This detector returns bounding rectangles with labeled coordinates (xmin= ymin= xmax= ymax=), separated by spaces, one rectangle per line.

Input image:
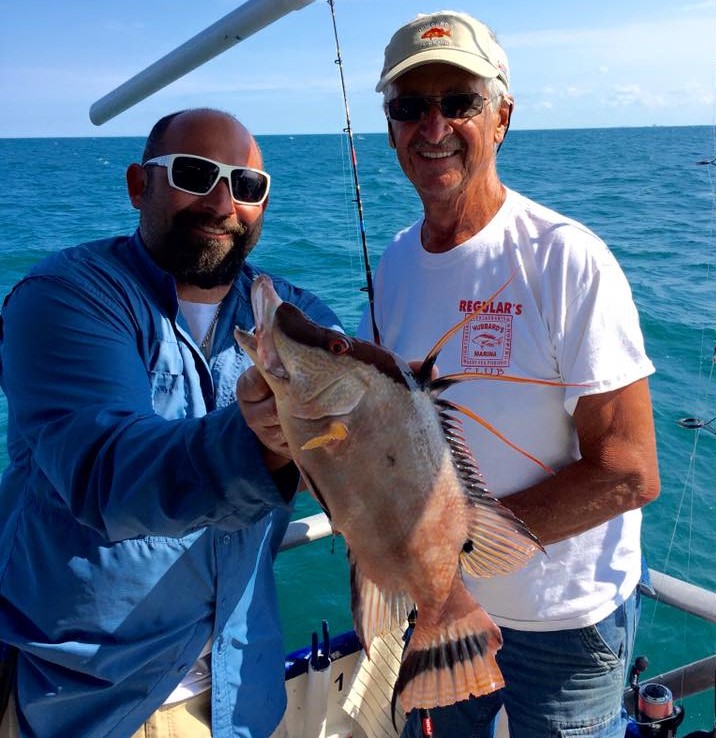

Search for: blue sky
xmin=1 ymin=0 xmax=715 ymax=137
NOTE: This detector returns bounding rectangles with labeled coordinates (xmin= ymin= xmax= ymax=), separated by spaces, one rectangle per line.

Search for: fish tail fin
xmin=393 ymin=592 xmax=504 ymax=715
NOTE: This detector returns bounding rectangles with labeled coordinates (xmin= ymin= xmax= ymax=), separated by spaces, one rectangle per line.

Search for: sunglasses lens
xmin=170 ymin=156 xmax=219 ymax=195
xmin=388 ymin=97 xmax=427 ymax=122
xmin=442 ymin=93 xmax=483 ymax=118
xmin=388 ymin=93 xmax=483 ymax=121
xmin=231 ymin=169 xmax=269 ymax=204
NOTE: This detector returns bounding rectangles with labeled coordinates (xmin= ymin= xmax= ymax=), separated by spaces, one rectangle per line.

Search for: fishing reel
xmin=626 ymin=656 xmax=686 ymax=738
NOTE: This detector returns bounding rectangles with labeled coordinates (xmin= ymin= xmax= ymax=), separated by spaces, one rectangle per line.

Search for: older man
xmin=361 ymin=11 xmax=660 ymax=738
xmin=0 ymin=108 xmax=338 ymax=738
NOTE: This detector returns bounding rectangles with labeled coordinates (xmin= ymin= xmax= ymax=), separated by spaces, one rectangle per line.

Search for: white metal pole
xmin=89 ymin=0 xmax=317 ymax=125
xmin=280 ymin=513 xmax=333 ymax=552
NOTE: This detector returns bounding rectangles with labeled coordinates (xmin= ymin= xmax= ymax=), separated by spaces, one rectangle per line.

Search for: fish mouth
xmin=243 ymin=274 xmax=289 ymax=379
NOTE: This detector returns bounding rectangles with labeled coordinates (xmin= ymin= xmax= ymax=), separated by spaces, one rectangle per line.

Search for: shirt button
xmin=222 ymin=534 xmax=231 ymax=544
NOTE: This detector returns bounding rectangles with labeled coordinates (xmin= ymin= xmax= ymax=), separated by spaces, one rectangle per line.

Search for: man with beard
xmin=0 ymin=109 xmax=340 ymax=738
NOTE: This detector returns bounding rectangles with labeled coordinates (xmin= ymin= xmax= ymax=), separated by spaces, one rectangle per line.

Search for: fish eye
xmin=327 ymin=337 xmax=350 ymax=355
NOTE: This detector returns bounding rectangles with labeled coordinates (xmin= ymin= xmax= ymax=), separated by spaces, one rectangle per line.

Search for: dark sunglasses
xmin=143 ymin=153 xmax=270 ymax=205
xmin=387 ymin=92 xmax=486 ymax=122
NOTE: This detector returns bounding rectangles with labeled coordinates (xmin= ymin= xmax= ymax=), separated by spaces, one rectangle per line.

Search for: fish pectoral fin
xmin=349 ymin=552 xmax=412 ymax=655
xmin=300 ymin=421 xmax=350 ymax=450
xmin=460 ymin=491 xmax=544 ymax=578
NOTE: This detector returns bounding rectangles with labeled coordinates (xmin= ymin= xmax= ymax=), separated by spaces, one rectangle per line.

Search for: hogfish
xmin=234 ymin=274 xmax=543 ymax=714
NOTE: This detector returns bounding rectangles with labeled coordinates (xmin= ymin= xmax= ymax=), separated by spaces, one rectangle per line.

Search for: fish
xmin=234 ymin=274 xmax=544 ymax=715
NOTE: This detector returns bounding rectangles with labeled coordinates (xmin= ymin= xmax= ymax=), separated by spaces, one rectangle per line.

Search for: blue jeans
xmin=401 ymin=588 xmax=640 ymax=738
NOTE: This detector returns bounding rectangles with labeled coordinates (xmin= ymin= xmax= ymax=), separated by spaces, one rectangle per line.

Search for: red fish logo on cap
xmin=421 ymin=27 xmax=452 ymax=40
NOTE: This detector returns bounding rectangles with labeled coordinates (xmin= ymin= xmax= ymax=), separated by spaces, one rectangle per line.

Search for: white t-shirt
xmin=358 ymin=188 xmax=654 ymax=631
xmin=178 ymin=298 xmax=221 ymax=357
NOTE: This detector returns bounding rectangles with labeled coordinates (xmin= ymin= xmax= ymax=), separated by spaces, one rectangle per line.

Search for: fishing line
xmin=684 ymin=19 xmax=716 ymax=430
xmin=649 ymin=36 xmax=716 ymax=691
xmin=326 ymin=0 xmax=380 ymax=345
xmin=644 ymin=427 xmax=700 ymax=639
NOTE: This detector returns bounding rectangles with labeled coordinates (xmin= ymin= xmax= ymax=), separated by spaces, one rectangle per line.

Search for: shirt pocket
xmin=149 ymin=370 xmax=186 ymax=418
xmin=149 ymin=339 xmax=187 ymax=418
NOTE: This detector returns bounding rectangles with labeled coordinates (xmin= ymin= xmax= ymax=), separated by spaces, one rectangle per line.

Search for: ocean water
xmin=0 ymin=127 xmax=714 ymax=730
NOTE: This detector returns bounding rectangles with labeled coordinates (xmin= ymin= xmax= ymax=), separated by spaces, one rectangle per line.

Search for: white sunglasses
xmin=143 ymin=153 xmax=270 ymax=205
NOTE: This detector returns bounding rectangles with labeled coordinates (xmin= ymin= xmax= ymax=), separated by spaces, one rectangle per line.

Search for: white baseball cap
xmin=376 ymin=10 xmax=509 ymax=92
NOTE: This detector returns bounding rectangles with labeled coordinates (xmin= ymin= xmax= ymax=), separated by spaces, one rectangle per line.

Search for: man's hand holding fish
xmin=237 ymin=365 xmax=293 ymax=472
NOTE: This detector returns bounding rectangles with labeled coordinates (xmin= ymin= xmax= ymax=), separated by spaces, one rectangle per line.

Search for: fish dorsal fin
xmin=349 ymin=550 xmax=413 ymax=656
xmin=440 ymin=397 xmax=555 ymax=475
xmin=437 ymin=403 xmax=544 ymax=578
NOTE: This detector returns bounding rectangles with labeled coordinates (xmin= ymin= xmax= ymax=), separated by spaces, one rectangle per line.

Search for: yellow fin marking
xmin=301 ymin=421 xmax=349 ymax=450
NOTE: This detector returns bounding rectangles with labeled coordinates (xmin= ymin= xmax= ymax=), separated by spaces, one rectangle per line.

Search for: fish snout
xmin=251 ymin=274 xmax=282 ymax=335
xmin=248 ymin=275 xmax=289 ymax=380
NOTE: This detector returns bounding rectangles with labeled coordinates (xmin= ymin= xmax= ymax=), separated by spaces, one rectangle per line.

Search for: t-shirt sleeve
xmin=549 ymin=232 xmax=655 ymax=415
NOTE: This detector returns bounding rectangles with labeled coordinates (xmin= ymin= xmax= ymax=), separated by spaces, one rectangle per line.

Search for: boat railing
xmin=646 ymin=569 xmax=716 ymax=625
xmin=280 ymin=512 xmax=334 ymax=551
xmin=282 ymin=513 xmax=716 ymax=623
xmin=281 ymin=513 xmax=716 ymax=706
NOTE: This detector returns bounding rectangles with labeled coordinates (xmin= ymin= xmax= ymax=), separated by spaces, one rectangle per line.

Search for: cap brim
xmin=375 ymin=49 xmax=501 ymax=92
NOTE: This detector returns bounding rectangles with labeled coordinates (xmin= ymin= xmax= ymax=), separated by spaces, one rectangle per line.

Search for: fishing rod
xmin=325 ymin=0 xmax=381 ymax=346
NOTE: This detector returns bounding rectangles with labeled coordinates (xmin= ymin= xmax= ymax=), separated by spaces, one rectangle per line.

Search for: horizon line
xmin=0 ymin=122 xmax=713 ymax=141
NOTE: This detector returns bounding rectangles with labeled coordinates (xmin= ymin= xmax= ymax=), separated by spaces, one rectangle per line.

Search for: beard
xmin=146 ymin=208 xmax=263 ymax=289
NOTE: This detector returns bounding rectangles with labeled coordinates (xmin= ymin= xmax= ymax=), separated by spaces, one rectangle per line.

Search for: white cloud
xmin=608 ymin=84 xmax=667 ymax=109
xmin=502 ymin=11 xmax=714 ymax=127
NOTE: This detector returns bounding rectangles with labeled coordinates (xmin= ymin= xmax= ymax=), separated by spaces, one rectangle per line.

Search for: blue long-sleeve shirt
xmin=0 ymin=232 xmax=340 ymax=737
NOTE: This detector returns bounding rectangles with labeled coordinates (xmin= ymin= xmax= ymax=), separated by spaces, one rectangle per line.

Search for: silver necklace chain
xmin=199 ymin=302 xmax=223 ymax=358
